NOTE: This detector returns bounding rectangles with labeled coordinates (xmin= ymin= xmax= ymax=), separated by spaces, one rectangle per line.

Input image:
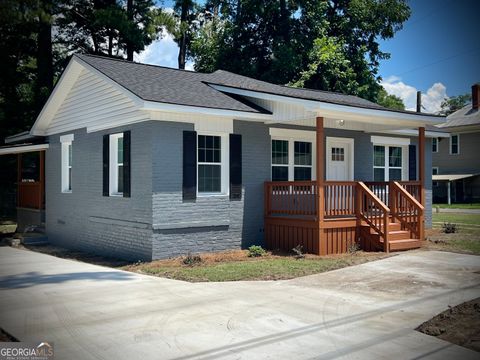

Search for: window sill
xmin=61 ymin=190 xmax=72 ymax=194
xmin=109 ymin=193 xmax=124 ymax=197
xmin=197 ymin=193 xmax=229 ymax=198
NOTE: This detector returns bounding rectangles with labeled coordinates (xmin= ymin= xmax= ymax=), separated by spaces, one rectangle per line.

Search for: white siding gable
xmin=45 ymin=68 xmax=148 ymax=135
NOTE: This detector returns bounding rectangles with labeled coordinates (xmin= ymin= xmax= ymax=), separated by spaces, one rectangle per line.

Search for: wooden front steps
xmin=359 ymin=220 xmax=422 ymax=252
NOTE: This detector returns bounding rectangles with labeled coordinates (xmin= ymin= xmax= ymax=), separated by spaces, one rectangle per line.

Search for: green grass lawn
xmin=123 ymin=251 xmax=388 ymax=282
xmin=428 ymin=213 xmax=480 ymax=255
xmin=432 ymin=213 xmax=480 ymax=226
xmin=433 ymin=203 xmax=480 ymax=209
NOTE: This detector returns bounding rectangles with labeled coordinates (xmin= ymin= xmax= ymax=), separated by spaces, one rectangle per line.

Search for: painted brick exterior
xmin=45 ymin=120 xmax=433 ymax=261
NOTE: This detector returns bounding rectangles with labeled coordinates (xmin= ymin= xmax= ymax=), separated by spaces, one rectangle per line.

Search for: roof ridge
xmin=212 ymin=69 xmax=378 ymax=105
xmin=74 ymin=53 xmax=205 ymax=75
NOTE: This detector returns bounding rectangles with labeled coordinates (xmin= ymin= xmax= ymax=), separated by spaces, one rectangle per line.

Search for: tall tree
xmin=174 ymin=0 xmax=195 ymax=69
xmin=376 ymin=87 xmax=405 ymax=110
xmin=57 ymin=0 xmax=159 ymax=59
xmin=191 ymin=0 xmax=410 ymax=101
xmin=439 ymin=94 xmax=472 ymax=116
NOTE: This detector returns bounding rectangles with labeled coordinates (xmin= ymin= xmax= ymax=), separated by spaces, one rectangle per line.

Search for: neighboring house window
xmin=60 ymin=134 xmax=74 ymax=192
xmin=450 ymin=134 xmax=459 ymax=154
xmin=432 ymin=138 xmax=438 ymax=153
xmin=109 ymin=133 xmax=124 ymax=195
xmin=271 ymin=139 xmax=313 ymax=181
xmin=373 ymin=145 xmax=403 ymax=181
xmin=197 ymin=134 xmax=228 ymax=194
xmin=432 ymin=167 xmax=439 ymax=186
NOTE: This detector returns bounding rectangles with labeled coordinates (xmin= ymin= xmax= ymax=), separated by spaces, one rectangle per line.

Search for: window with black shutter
xmin=230 ymin=134 xmax=242 ymax=200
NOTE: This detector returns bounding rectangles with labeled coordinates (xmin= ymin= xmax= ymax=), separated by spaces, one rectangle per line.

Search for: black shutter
xmin=123 ymin=131 xmax=131 ymax=197
xmin=103 ymin=134 xmax=109 ymax=196
xmin=409 ymin=144 xmax=417 ymax=180
xmin=183 ymin=130 xmax=197 ymax=201
xmin=229 ymin=134 xmax=242 ymax=200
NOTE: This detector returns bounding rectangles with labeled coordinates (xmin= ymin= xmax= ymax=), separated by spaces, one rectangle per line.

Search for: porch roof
xmin=0 ymin=143 xmax=49 ymax=156
xmin=432 ymin=174 xmax=478 ymax=181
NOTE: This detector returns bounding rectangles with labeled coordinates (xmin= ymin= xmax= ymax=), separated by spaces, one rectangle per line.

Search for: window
xmin=197 ymin=134 xmax=228 ymax=195
xmin=331 ymin=147 xmax=345 ymax=161
xmin=450 ymin=134 xmax=459 ymax=154
xmin=109 ymin=133 xmax=124 ymax=195
xmin=432 ymin=138 xmax=438 ymax=153
xmin=271 ymin=140 xmax=289 ymax=181
xmin=271 ymin=139 xmax=313 ymax=181
xmin=432 ymin=167 xmax=439 ymax=186
xmin=60 ymin=134 xmax=74 ymax=192
xmin=373 ymin=145 xmax=404 ymax=181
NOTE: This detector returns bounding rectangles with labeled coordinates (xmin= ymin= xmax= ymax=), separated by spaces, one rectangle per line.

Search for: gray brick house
xmin=1 ymin=54 xmax=445 ymax=260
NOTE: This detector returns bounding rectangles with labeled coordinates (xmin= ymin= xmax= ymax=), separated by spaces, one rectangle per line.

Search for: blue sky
xmin=139 ymin=0 xmax=480 ymax=113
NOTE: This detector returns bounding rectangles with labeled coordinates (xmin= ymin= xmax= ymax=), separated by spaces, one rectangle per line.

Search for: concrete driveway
xmin=0 ymin=247 xmax=479 ymax=360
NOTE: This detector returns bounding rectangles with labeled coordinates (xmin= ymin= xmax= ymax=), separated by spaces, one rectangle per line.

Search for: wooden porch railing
xmin=264 ymin=181 xmax=317 ymax=217
xmin=356 ymin=182 xmax=390 ymax=252
xmin=390 ymin=181 xmax=424 ymax=240
xmin=324 ymin=181 xmax=356 ymax=217
xmin=18 ymin=181 xmax=43 ymax=209
xmin=364 ymin=181 xmax=421 ymax=207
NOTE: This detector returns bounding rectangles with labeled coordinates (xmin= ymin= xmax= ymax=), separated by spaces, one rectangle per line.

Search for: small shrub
xmin=442 ymin=222 xmax=458 ymax=234
xmin=247 ymin=245 xmax=266 ymax=257
xmin=292 ymin=245 xmax=305 ymax=259
xmin=348 ymin=242 xmax=361 ymax=254
xmin=183 ymin=252 xmax=202 ymax=266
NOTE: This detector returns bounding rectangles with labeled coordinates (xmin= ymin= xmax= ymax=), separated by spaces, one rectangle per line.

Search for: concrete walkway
xmin=0 ymin=247 xmax=479 ymax=360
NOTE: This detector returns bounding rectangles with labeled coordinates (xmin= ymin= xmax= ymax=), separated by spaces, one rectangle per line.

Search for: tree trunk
xmin=177 ymin=0 xmax=189 ymax=69
xmin=126 ymin=0 xmax=134 ymax=60
xmin=36 ymin=0 xmax=53 ymax=112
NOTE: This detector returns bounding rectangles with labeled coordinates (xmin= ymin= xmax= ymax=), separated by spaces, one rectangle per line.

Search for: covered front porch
xmin=264 ymin=116 xmax=427 ymax=254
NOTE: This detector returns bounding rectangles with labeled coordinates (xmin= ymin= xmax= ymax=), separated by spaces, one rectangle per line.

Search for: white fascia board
xmin=0 ymin=144 xmax=49 ymax=156
xmin=209 ymin=84 xmax=446 ymax=126
xmin=371 ymin=135 xmax=410 ymax=146
xmin=379 ymin=129 xmax=450 ymax=138
xmin=30 ymin=59 xmax=84 ymax=136
xmin=141 ymin=100 xmax=272 ymax=120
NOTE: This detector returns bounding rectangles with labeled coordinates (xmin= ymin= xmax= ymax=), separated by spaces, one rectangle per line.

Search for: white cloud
xmin=381 ymin=76 xmax=448 ymax=114
xmin=134 ymin=28 xmax=195 ymax=71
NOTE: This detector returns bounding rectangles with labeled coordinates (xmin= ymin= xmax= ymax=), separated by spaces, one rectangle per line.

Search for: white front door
xmin=326 ymin=137 xmax=354 ymax=181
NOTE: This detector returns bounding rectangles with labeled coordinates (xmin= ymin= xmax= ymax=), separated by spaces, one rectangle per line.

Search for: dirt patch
xmin=0 ymin=328 xmax=18 ymax=342
xmin=417 ymin=297 xmax=480 ymax=352
xmin=424 ymin=228 xmax=480 ymax=255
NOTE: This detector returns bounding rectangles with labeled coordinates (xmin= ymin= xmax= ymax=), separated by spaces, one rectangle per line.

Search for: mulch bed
xmin=417 ymin=297 xmax=480 ymax=352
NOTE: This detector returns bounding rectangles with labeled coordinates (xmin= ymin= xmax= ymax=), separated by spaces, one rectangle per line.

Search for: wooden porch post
xmin=418 ymin=126 xmax=425 ymax=241
xmin=316 ymin=117 xmax=325 ymax=254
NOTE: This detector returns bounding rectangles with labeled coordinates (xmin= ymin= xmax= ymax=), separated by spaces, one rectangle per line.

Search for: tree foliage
xmin=190 ymin=0 xmax=411 ymax=101
xmin=439 ymin=93 xmax=472 ymax=116
xmin=376 ymin=88 xmax=405 ymax=110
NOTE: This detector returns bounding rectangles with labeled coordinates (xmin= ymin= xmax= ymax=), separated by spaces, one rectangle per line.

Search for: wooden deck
xmin=264 ymin=180 xmax=424 ymax=255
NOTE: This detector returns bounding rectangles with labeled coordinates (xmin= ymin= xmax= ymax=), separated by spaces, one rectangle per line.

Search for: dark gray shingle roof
xmin=75 ymin=54 xmax=442 ymax=117
xmin=437 ymin=104 xmax=480 ymax=128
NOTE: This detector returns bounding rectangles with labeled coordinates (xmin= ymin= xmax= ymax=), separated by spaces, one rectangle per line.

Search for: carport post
xmin=447 ymin=181 xmax=451 ymax=205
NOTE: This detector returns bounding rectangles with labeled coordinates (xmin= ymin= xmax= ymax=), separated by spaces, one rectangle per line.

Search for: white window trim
xmin=196 ymin=132 xmax=229 ymax=197
xmin=60 ymin=134 xmax=74 ymax=193
xmin=270 ymin=133 xmax=317 ymax=181
xmin=109 ymin=133 xmax=124 ymax=196
xmin=449 ymin=134 xmax=460 ymax=155
xmin=372 ymin=144 xmax=408 ymax=181
xmin=432 ymin=137 xmax=438 ymax=153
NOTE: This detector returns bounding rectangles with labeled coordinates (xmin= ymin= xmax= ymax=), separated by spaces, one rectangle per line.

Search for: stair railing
xmin=390 ymin=181 xmax=425 ymax=241
xmin=356 ymin=182 xmax=391 ymax=253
